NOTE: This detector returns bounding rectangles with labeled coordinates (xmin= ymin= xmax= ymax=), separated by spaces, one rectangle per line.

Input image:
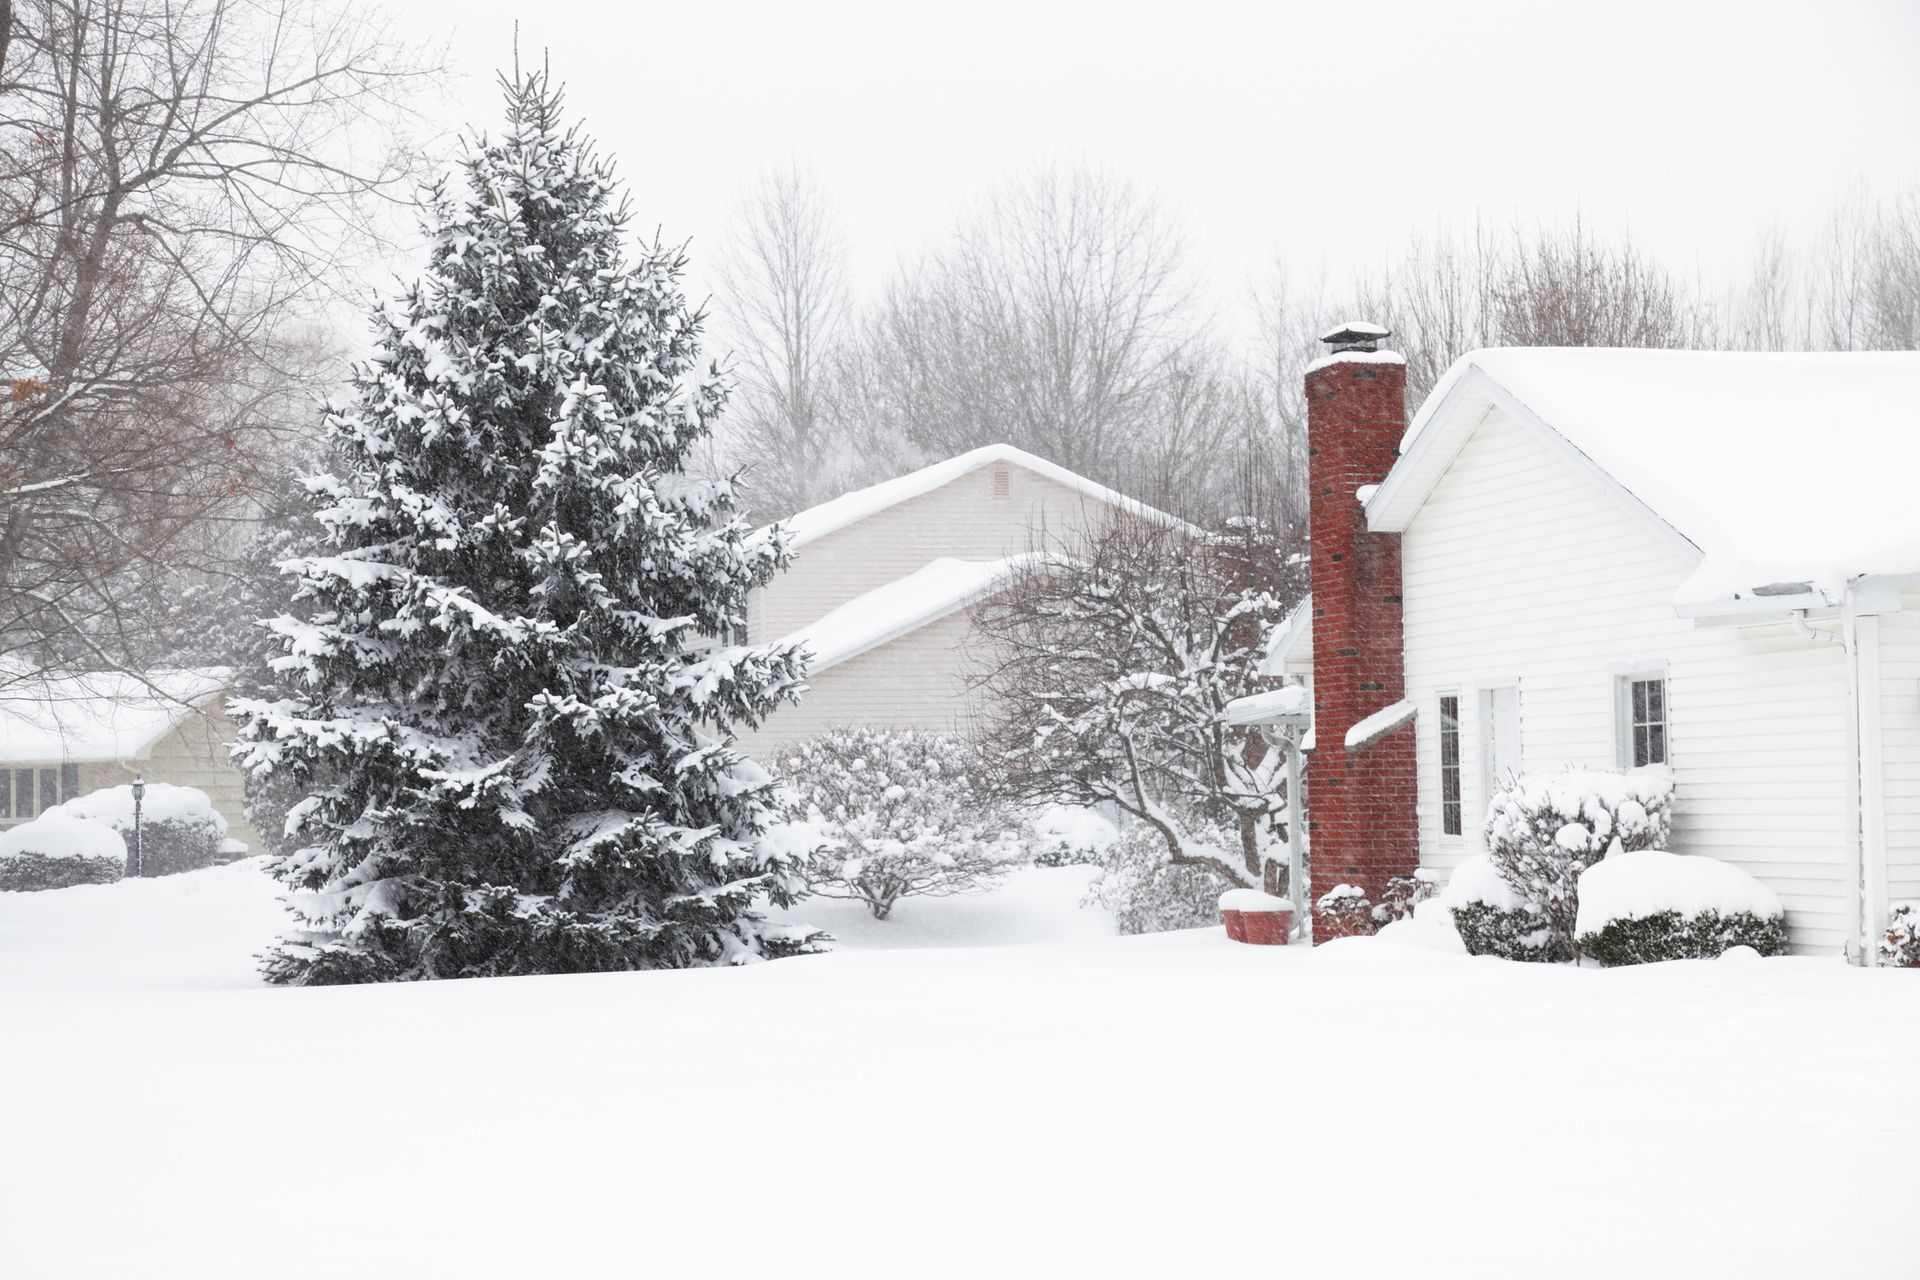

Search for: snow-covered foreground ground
xmin=3 ymin=862 xmax=1917 ymax=1279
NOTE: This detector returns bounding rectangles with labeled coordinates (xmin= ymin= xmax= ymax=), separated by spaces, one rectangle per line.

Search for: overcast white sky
xmin=386 ymin=0 xmax=1920 ymax=324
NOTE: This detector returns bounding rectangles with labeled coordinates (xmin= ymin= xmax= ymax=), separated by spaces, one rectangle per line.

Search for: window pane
xmin=1646 ymin=679 xmax=1665 ymax=723
xmin=1631 ymin=680 xmax=1647 ymax=723
xmin=19 ymin=769 xmax=37 ymax=815
xmin=1647 ymin=725 xmax=1666 ymax=765
xmin=0 ymin=772 xmax=10 ymax=819
xmin=38 ymin=769 xmax=57 ymax=813
xmin=60 ymin=764 xmax=79 ymax=802
xmin=1438 ymin=695 xmax=1462 ymax=836
xmin=1633 ymin=726 xmax=1651 ymax=768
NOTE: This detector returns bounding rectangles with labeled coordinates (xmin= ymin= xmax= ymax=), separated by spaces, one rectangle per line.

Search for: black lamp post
xmin=131 ymin=775 xmax=146 ymax=878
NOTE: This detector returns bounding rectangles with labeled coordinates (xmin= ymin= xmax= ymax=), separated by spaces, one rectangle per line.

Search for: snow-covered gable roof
xmin=0 ymin=669 xmax=231 ymax=763
xmin=780 ymin=555 xmax=1056 ymax=674
xmin=771 ymin=444 xmax=1189 ymax=550
xmin=1258 ymin=595 xmax=1314 ymax=677
xmin=1366 ymin=349 xmax=1920 ymax=608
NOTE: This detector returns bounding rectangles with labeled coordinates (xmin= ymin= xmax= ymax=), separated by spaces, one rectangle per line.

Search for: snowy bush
xmin=1483 ymin=766 xmax=1673 ymax=959
xmin=1084 ymin=816 xmax=1235 ymax=935
xmin=779 ymin=730 xmax=1023 ymax=920
xmin=1881 ymin=902 xmax=1920 ymax=968
xmin=1575 ymin=850 xmax=1787 ymax=966
xmin=1028 ymin=804 xmax=1118 ymax=868
xmin=0 ymin=811 xmax=126 ymax=891
xmin=60 ymin=784 xmax=233 ymax=877
xmin=1371 ymin=870 xmax=1441 ymax=927
xmin=1441 ymin=854 xmax=1566 ymax=962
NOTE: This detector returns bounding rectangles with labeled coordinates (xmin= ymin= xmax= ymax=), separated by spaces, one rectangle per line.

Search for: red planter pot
xmin=1222 ymin=903 xmax=1293 ymax=945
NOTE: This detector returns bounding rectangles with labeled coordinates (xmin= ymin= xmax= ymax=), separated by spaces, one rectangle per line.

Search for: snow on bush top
xmin=0 ymin=809 xmax=127 ymax=862
xmin=1575 ymin=850 xmax=1782 ymax=935
xmin=1485 ymin=765 xmax=1672 ymax=860
xmin=61 ymin=783 xmax=228 ymax=835
xmin=1439 ymin=854 xmax=1528 ymax=911
xmin=1032 ymin=804 xmax=1119 ymax=853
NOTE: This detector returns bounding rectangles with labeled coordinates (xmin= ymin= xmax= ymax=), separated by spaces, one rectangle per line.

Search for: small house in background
xmin=0 ymin=669 xmax=262 ymax=853
xmin=733 ymin=444 xmax=1182 ymax=756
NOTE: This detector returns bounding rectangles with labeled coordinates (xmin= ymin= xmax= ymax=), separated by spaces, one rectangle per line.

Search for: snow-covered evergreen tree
xmin=233 ymin=74 xmax=819 ymax=984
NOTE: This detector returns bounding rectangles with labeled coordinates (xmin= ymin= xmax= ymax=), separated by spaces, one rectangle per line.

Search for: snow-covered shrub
xmin=1371 ymin=870 xmax=1441 ymax=927
xmin=1483 ymin=766 xmax=1673 ymax=959
xmin=1441 ymin=854 xmax=1566 ymax=962
xmin=1881 ymin=902 xmax=1920 ymax=968
xmin=1574 ymin=850 xmax=1787 ymax=965
xmin=1084 ymin=817 xmax=1234 ymax=935
xmin=0 ymin=811 xmax=126 ymax=891
xmin=779 ymin=729 xmax=1023 ymax=920
xmin=60 ymin=784 xmax=233 ymax=877
xmin=1028 ymin=804 xmax=1118 ymax=867
xmin=1314 ymin=882 xmax=1374 ymax=938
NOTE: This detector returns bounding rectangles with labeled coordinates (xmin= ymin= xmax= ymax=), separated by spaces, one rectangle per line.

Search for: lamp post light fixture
xmin=130 ymin=774 xmax=146 ymax=878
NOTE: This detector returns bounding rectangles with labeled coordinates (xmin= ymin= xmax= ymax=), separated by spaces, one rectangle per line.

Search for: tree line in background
xmin=713 ymin=163 xmax=1920 ymax=529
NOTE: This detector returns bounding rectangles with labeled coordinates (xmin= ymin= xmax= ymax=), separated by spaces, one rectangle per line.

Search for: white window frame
xmin=1612 ymin=663 xmax=1671 ymax=770
xmin=1436 ymin=690 xmax=1464 ymax=840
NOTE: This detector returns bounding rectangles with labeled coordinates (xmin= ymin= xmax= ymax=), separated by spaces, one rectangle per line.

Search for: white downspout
xmin=1839 ymin=600 xmax=1865 ymax=965
xmin=1793 ymin=603 xmax=1870 ymax=965
xmin=1858 ymin=611 xmax=1888 ymax=968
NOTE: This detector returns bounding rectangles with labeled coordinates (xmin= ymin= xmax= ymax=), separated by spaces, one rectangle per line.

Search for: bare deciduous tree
xmin=712 ymin=162 xmax=856 ymax=517
xmin=0 ymin=0 xmax=433 ymax=697
xmin=972 ymin=513 xmax=1304 ymax=892
xmin=859 ymin=164 xmax=1204 ymax=499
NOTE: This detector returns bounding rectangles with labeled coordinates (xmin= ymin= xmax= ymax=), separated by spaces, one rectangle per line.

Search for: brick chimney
xmin=1304 ymin=321 xmax=1418 ymax=942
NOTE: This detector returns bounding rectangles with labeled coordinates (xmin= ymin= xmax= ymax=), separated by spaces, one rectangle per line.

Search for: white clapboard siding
xmin=1401 ymin=408 xmax=1853 ymax=954
xmin=749 ymin=463 xmax=1118 ymax=643
xmin=1878 ymin=589 xmax=1920 ymax=909
xmin=730 ymin=609 xmax=995 ymax=759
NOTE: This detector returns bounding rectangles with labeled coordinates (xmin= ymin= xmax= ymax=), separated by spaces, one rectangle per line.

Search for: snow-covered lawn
xmin=3 ymin=863 xmax=1917 ymax=1279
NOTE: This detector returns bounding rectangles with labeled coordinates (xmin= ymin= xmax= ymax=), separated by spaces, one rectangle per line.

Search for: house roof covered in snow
xmin=779 ymin=555 xmax=1057 ymax=674
xmin=0 ymin=669 xmax=230 ymax=762
xmin=1366 ymin=349 xmax=1920 ymax=608
xmin=769 ymin=444 xmax=1191 ymax=550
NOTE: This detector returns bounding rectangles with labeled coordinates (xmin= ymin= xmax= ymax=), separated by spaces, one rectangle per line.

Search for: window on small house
xmin=0 ymin=770 xmax=10 ymax=820
xmin=990 ymin=462 xmax=1011 ymax=500
xmin=14 ymin=768 xmax=36 ymax=817
xmin=1617 ymin=673 xmax=1669 ymax=768
xmin=60 ymin=764 xmax=79 ymax=803
xmin=38 ymin=768 xmax=57 ymax=814
xmin=1438 ymin=694 xmax=1462 ymax=836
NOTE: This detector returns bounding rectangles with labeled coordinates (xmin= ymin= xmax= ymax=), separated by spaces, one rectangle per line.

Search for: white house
xmin=1264 ymin=331 xmax=1920 ymax=961
xmin=0 ymin=669 xmax=264 ymax=853
xmin=733 ymin=444 xmax=1177 ymax=756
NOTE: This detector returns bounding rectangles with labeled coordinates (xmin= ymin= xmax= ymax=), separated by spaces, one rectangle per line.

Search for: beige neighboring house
xmin=733 ymin=444 xmax=1181 ymax=757
xmin=0 ymin=669 xmax=264 ymax=853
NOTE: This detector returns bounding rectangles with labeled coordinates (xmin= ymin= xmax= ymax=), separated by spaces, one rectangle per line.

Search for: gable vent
xmin=990 ymin=462 xmax=1011 ymax=499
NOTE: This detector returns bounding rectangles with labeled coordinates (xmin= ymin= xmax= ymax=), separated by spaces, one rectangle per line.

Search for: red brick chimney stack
xmin=1304 ymin=322 xmax=1419 ymax=942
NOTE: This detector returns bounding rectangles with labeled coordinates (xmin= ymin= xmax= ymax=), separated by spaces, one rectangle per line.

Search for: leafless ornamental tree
xmin=973 ymin=513 xmax=1305 ymax=892
xmin=0 ymin=0 xmax=432 ymax=694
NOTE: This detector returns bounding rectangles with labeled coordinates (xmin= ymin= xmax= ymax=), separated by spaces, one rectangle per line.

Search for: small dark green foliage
xmin=1578 ymin=909 xmax=1788 ymax=967
xmin=1450 ymin=900 xmax=1572 ymax=963
xmin=0 ymin=852 xmax=124 ymax=891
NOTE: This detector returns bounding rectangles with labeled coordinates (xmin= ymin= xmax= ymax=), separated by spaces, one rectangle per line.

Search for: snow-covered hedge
xmin=1440 ymin=854 xmax=1566 ymax=962
xmin=778 ymin=729 xmax=1023 ymax=920
xmin=59 ymin=783 xmax=236 ymax=877
xmin=1084 ymin=817 xmax=1233 ymax=935
xmin=1481 ymin=766 xmax=1673 ymax=959
xmin=0 ymin=810 xmax=127 ymax=891
xmin=1029 ymin=804 xmax=1118 ymax=867
xmin=1882 ymin=902 xmax=1920 ymax=968
xmin=1574 ymin=850 xmax=1787 ymax=965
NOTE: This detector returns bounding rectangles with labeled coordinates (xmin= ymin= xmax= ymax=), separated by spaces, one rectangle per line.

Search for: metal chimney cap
xmin=1320 ymin=320 xmax=1391 ymax=353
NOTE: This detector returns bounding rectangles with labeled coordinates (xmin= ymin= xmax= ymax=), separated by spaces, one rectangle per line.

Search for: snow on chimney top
xmin=1320 ymin=320 xmax=1390 ymax=354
